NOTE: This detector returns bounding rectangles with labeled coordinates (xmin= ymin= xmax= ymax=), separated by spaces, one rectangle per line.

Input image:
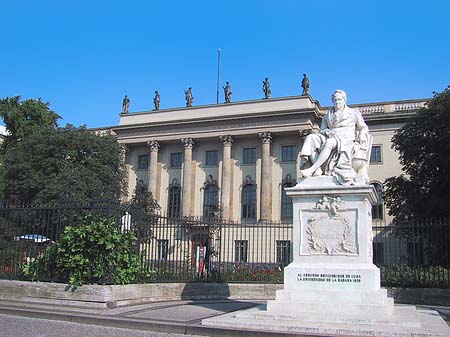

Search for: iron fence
xmin=0 ymin=200 xmax=125 ymax=281
xmin=0 ymin=201 xmax=449 ymax=287
xmin=373 ymin=218 xmax=450 ymax=288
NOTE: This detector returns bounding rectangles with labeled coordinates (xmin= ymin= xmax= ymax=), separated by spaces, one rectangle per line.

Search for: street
xmin=0 ymin=314 xmax=205 ymax=337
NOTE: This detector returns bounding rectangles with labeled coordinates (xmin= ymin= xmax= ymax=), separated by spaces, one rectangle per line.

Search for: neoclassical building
xmin=113 ymin=94 xmax=427 ymax=224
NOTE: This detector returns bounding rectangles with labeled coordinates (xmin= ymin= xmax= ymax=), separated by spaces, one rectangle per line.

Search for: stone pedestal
xmin=266 ymin=176 xmax=393 ymax=321
xmin=202 ymin=177 xmax=450 ymax=336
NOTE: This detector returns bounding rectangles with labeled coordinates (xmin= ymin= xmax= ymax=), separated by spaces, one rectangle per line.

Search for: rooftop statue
xmin=262 ymin=77 xmax=271 ymax=99
xmin=299 ymin=89 xmax=371 ymax=185
xmin=122 ymin=95 xmax=130 ymax=113
xmin=185 ymin=87 xmax=194 ymax=107
xmin=301 ymin=73 xmax=310 ymax=96
xmin=223 ymin=81 xmax=232 ymax=103
xmin=153 ymin=91 xmax=160 ymax=110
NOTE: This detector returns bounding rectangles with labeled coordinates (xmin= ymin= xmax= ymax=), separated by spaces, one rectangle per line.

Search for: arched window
xmin=371 ymin=182 xmax=383 ymax=220
xmin=281 ymin=174 xmax=296 ymax=221
xmin=168 ymin=179 xmax=181 ymax=218
xmin=242 ymin=176 xmax=256 ymax=221
xmin=203 ymin=175 xmax=219 ymax=219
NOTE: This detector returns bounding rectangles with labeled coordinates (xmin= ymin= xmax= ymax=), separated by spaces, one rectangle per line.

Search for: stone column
xmin=147 ymin=140 xmax=160 ymax=198
xmin=259 ymin=131 xmax=272 ymax=221
xmin=181 ymin=138 xmax=194 ymax=216
xmin=219 ymin=135 xmax=233 ymax=220
xmin=119 ymin=144 xmax=131 ymax=202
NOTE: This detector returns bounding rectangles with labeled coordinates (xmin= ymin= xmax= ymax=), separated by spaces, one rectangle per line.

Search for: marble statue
xmin=223 ymin=82 xmax=232 ymax=103
xmin=122 ymin=95 xmax=130 ymax=113
xmin=185 ymin=87 xmax=194 ymax=107
xmin=153 ymin=91 xmax=160 ymax=110
xmin=299 ymin=89 xmax=370 ymax=185
xmin=301 ymin=73 xmax=310 ymax=96
xmin=262 ymin=77 xmax=271 ymax=99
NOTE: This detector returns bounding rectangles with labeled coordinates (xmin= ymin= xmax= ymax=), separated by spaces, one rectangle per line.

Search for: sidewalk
xmin=0 ymin=298 xmax=449 ymax=337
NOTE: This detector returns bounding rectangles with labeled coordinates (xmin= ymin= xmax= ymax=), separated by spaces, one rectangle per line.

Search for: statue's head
xmin=332 ymin=89 xmax=347 ymax=110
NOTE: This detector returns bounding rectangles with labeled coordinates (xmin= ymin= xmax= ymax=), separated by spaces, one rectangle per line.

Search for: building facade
xmin=114 ymin=95 xmax=427 ymax=224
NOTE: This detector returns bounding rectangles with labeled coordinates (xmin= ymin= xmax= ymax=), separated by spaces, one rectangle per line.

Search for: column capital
xmin=147 ymin=140 xmax=160 ymax=152
xmin=181 ymin=137 xmax=194 ymax=149
xmin=219 ymin=135 xmax=233 ymax=147
xmin=259 ymin=131 xmax=272 ymax=144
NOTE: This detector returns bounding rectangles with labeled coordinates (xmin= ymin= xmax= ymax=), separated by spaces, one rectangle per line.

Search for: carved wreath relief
xmin=304 ymin=196 xmax=357 ymax=255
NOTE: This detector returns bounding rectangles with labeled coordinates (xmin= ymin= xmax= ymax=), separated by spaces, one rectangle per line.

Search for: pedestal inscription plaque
xmin=300 ymin=195 xmax=358 ymax=255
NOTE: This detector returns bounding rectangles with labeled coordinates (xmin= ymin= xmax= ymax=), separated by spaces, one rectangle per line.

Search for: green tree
xmin=384 ymin=86 xmax=450 ymax=220
xmin=126 ymin=181 xmax=160 ymax=214
xmin=3 ymin=125 xmax=126 ymax=204
xmin=0 ymin=96 xmax=60 ymax=145
xmin=0 ymin=96 xmax=61 ymax=198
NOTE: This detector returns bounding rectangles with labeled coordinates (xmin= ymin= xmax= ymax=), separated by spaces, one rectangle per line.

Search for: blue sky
xmin=1 ymin=0 xmax=449 ymax=128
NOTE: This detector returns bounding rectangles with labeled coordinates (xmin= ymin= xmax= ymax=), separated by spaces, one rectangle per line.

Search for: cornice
xmin=115 ymin=108 xmax=313 ymax=143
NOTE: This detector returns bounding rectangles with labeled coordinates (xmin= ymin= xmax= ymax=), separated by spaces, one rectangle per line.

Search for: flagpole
xmin=216 ymin=48 xmax=221 ymax=104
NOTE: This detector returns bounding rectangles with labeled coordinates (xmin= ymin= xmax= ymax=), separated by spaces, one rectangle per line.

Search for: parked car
xmin=13 ymin=234 xmax=53 ymax=243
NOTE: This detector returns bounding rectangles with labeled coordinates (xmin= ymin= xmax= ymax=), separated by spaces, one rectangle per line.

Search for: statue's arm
xmin=354 ymin=109 xmax=369 ymax=148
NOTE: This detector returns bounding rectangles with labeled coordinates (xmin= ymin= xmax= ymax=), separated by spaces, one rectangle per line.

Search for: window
xmin=281 ymin=188 xmax=293 ymax=220
xmin=203 ymin=175 xmax=219 ymax=218
xmin=243 ymin=148 xmax=256 ymax=164
xmin=276 ymin=240 xmax=291 ymax=265
xmin=281 ymin=175 xmax=296 ymax=221
xmin=371 ymin=182 xmax=383 ymax=220
xmin=242 ymin=177 xmax=256 ymax=220
xmin=157 ymin=239 xmax=169 ymax=260
xmin=370 ymin=146 xmax=382 ymax=163
xmin=234 ymin=240 xmax=248 ymax=262
xmin=281 ymin=145 xmax=297 ymax=162
xmin=170 ymin=152 xmax=182 ymax=168
xmin=168 ymin=180 xmax=181 ymax=218
xmin=205 ymin=150 xmax=219 ymax=166
xmin=373 ymin=242 xmax=384 ymax=265
xmin=137 ymin=155 xmax=149 ymax=170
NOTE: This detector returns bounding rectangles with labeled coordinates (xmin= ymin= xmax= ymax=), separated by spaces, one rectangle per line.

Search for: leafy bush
xmin=22 ymin=244 xmax=57 ymax=281
xmin=23 ymin=215 xmax=152 ymax=289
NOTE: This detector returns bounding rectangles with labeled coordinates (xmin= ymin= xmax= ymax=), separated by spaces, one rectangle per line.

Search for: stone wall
xmin=1 ymin=280 xmax=448 ymax=309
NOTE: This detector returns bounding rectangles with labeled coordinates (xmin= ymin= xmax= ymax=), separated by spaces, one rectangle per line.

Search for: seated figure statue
xmin=299 ymin=89 xmax=371 ymax=185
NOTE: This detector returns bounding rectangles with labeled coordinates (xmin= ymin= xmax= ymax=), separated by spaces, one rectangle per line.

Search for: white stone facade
xmin=114 ymin=95 xmax=427 ymax=223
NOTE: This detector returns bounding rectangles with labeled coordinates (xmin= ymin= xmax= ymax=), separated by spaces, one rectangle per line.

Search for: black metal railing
xmin=0 ymin=200 xmax=125 ymax=281
xmin=373 ymin=218 xmax=450 ymax=288
xmin=0 ymin=201 xmax=449 ymax=287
